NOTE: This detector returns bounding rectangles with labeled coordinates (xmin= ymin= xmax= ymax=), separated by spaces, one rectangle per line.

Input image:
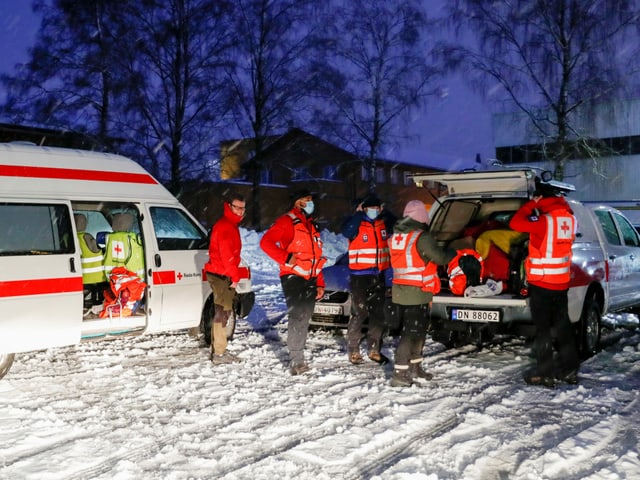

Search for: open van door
xmin=411 ymin=170 xmax=537 ymax=197
xmin=144 ymin=205 xmax=210 ymax=332
xmin=0 ymin=200 xmax=83 ymax=355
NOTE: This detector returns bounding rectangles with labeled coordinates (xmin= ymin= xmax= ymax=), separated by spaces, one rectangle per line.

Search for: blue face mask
xmin=365 ymin=207 xmax=379 ymax=220
xmin=302 ymin=201 xmax=314 ymax=215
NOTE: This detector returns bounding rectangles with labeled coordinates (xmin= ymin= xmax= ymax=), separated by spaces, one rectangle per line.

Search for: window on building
xmin=323 ymin=165 xmax=338 ymax=180
xmin=361 ymin=165 xmax=369 ymax=182
xmin=404 ymin=171 xmax=414 ymax=186
xmin=376 ymin=167 xmax=385 ymax=183
xmin=292 ymin=167 xmax=310 ymax=180
xmin=390 ymin=169 xmax=400 ymax=185
xmin=260 ymin=169 xmax=272 ymax=184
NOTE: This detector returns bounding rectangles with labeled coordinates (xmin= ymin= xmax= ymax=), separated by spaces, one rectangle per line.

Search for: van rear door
xmin=144 ymin=205 xmax=210 ymax=332
xmin=411 ymin=170 xmax=536 ymax=197
xmin=0 ymin=200 xmax=83 ymax=354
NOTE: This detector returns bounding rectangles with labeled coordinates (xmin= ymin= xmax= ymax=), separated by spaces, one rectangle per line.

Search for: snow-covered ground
xmin=1 ymin=229 xmax=639 ymax=480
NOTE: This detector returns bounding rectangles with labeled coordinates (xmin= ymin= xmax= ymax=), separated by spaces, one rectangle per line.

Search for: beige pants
xmin=211 ymin=308 xmax=229 ymax=355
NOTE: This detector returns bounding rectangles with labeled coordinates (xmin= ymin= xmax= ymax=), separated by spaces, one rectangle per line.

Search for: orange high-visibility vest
xmin=348 ymin=219 xmax=390 ymax=271
xmin=525 ymin=211 xmax=575 ymax=284
xmin=389 ymin=230 xmax=440 ymax=293
xmin=279 ymin=212 xmax=326 ymax=279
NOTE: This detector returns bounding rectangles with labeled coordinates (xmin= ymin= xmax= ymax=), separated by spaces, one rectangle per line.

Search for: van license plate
xmin=451 ymin=308 xmax=500 ymax=322
xmin=314 ymin=304 xmax=342 ymax=316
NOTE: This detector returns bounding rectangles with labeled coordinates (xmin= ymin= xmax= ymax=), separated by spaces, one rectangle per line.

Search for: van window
xmin=594 ymin=210 xmax=621 ymax=245
xmin=613 ymin=212 xmax=640 ymax=247
xmin=0 ymin=203 xmax=74 ymax=255
xmin=150 ymin=207 xmax=208 ymax=250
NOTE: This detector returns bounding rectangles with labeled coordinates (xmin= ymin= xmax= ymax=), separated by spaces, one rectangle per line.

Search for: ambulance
xmin=0 ymin=142 xmax=253 ymax=379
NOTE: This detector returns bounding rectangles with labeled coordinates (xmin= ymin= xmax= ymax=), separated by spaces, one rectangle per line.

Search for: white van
xmin=0 ymin=143 xmax=253 ymax=378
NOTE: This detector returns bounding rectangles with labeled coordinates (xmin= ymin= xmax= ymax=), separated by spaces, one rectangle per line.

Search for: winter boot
xmin=349 ymin=351 xmax=364 ymax=365
xmin=368 ymin=350 xmax=390 ymax=365
xmin=390 ymin=367 xmax=413 ymax=387
xmin=409 ymin=360 xmax=433 ymax=381
xmin=290 ymin=362 xmax=311 ymax=376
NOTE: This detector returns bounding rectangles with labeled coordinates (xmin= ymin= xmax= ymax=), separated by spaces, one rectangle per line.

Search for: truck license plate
xmin=451 ymin=308 xmax=500 ymax=322
xmin=314 ymin=304 xmax=342 ymax=316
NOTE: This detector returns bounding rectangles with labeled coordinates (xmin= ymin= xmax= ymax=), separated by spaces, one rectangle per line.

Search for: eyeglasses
xmin=230 ymin=203 xmax=246 ymax=211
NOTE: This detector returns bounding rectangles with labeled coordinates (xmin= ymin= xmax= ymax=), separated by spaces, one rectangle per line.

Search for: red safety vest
xmin=280 ymin=212 xmax=326 ymax=279
xmin=389 ymin=230 xmax=440 ymax=293
xmin=525 ymin=211 xmax=575 ymax=285
xmin=348 ymin=219 xmax=390 ymax=271
xmin=448 ymin=249 xmax=484 ymax=296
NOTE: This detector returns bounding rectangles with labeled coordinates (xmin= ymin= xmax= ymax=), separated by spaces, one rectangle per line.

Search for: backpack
xmin=448 ymin=249 xmax=484 ymax=295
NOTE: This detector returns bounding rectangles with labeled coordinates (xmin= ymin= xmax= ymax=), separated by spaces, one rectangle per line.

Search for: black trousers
xmin=394 ymin=304 xmax=430 ymax=367
xmin=347 ymin=273 xmax=386 ymax=353
xmin=528 ymin=284 xmax=580 ymax=377
xmin=281 ymin=274 xmax=317 ymax=366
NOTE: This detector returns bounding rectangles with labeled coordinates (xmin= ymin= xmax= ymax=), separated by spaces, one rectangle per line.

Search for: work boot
xmin=349 ymin=351 xmax=364 ymax=365
xmin=523 ymin=368 xmax=556 ymax=388
xmin=556 ymin=368 xmax=579 ymax=385
xmin=368 ymin=350 xmax=390 ymax=365
xmin=409 ymin=361 xmax=433 ymax=380
xmin=210 ymin=351 xmax=241 ymax=365
xmin=290 ymin=363 xmax=311 ymax=376
xmin=390 ymin=367 xmax=413 ymax=387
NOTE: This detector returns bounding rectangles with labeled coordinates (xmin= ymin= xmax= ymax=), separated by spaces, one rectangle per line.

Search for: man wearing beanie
xmin=388 ymin=200 xmax=456 ymax=387
xmin=341 ymin=194 xmax=394 ymax=365
xmin=260 ymin=188 xmax=326 ymax=375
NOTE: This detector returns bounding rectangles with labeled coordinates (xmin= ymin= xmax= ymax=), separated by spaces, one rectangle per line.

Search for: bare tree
xmin=0 ymin=0 xmax=131 ymax=149
xmin=225 ymin=0 xmax=323 ymax=230
xmin=443 ymin=0 xmax=640 ymax=179
xmin=312 ymin=0 xmax=441 ymax=194
xmin=120 ymin=0 xmax=236 ymax=192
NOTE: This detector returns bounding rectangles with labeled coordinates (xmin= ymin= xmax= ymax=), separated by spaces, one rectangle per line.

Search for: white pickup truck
xmin=412 ymin=169 xmax=640 ymax=356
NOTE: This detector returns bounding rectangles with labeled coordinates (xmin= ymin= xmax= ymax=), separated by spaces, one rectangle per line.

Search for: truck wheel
xmin=0 ymin=353 xmax=15 ymax=379
xmin=579 ymin=294 xmax=601 ymax=358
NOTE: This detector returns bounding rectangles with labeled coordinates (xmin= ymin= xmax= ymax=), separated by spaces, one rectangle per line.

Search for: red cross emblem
xmin=560 ymin=220 xmax=571 ymax=235
xmin=177 ymin=272 xmax=183 ymax=280
xmin=393 ymin=233 xmax=404 ymax=245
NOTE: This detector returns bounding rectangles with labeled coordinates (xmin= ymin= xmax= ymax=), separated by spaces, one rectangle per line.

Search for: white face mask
xmin=365 ymin=207 xmax=379 ymax=220
xmin=302 ymin=201 xmax=314 ymax=215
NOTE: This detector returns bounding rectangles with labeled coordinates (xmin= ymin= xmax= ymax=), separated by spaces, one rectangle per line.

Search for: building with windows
xmin=183 ymin=128 xmax=444 ymax=231
xmin=492 ymin=98 xmax=640 ymax=204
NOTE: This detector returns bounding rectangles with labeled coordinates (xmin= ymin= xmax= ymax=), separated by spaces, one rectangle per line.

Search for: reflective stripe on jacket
xmin=389 ymin=230 xmax=440 ymax=293
xmin=77 ymin=232 xmax=106 ymax=284
xmin=348 ymin=219 xmax=390 ymax=271
xmin=279 ymin=212 xmax=326 ymax=279
xmin=525 ymin=212 xmax=575 ymax=284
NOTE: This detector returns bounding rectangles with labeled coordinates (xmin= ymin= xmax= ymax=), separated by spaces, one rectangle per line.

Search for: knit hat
xmin=403 ymin=200 xmax=429 ymax=224
xmin=361 ymin=195 xmax=381 ymax=208
xmin=289 ymin=188 xmax=313 ymax=203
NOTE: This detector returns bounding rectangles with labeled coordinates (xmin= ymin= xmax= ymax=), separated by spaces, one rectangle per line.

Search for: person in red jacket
xmin=260 ymin=189 xmax=326 ymax=375
xmin=509 ymin=181 xmax=580 ymax=387
xmin=204 ymin=192 xmax=246 ymax=365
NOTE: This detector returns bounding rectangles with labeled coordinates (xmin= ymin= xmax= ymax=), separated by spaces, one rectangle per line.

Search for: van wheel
xmin=0 ymin=353 xmax=15 ymax=379
xmin=579 ymin=294 xmax=601 ymax=358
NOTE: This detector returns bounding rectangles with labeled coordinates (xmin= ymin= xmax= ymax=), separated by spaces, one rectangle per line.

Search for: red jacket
xmin=260 ymin=208 xmax=325 ymax=286
xmin=204 ymin=202 xmax=244 ymax=283
xmin=509 ymin=196 xmax=576 ymax=290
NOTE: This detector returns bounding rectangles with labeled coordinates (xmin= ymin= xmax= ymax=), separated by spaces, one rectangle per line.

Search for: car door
xmin=610 ymin=209 xmax=640 ymax=307
xmin=592 ymin=208 xmax=637 ymax=308
xmin=0 ymin=200 xmax=83 ymax=354
xmin=144 ymin=204 xmax=210 ymax=332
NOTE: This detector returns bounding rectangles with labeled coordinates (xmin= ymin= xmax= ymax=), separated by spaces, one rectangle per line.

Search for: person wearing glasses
xmin=204 ymin=192 xmax=247 ymax=365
